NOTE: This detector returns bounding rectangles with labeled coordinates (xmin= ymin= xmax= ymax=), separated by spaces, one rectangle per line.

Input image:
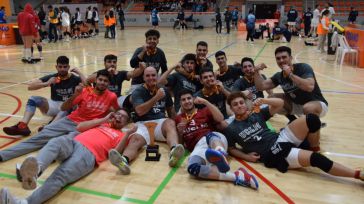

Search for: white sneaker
xmin=0 ymin=188 xmax=28 ymax=204
xmin=108 ymin=149 xmax=130 ymax=175
xmin=20 ymin=157 xmax=39 ymax=190
xmin=168 ymin=144 xmax=185 ymax=167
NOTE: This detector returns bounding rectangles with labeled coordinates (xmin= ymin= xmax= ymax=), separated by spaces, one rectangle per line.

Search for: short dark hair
xmin=56 ymin=56 xmax=69 ymax=65
xmin=96 ymin=69 xmax=111 ymax=81
xmin=48 ymin=5 xmax=53 ymax=9
xmin=275 ymin=46 xmax=292 ymax=56
xmin=104 ymin=54 xmax=117 ymax=62
xmin=241 ymin=57 xmax=254 ymax=66
xmin=322 ymin=9 xmax=330 ymax=16
xmin=145 ymin=29 xmax=160 ymax=38
xmin=200 ymin=67 xmax=214 ymax=76
xmin=181 ymin=53 xmax=196 ymax=64
xmin=227 ymin=91 xmax=248 ymax=106
xmin=196 ymin=41 xmax=208 ymax=48
xmin=76 ymin=7 xmax=80 ymax=11
xmin=315 ymin=4 xmax=319 ymax=8
xmin=215 ymin=50 xmax=226 ymax=58
xmin=178 ymin=89 xmax=193 ymax=99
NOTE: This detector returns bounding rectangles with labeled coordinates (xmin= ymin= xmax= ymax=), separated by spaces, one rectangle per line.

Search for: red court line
xmin=236 ymin=158 xmax=295 ymax=204
xmin=0 ymin=92 xmax=22 ymax=124
xmin=0 ymin=135 xmax=20 ymax=140
xmin=0 ymin=135 xmax=20 ymax=149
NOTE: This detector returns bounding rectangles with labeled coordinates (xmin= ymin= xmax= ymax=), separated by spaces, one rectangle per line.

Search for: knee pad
xmin=306 ymin=114 xmax=321 ymax=133
xmin=37 ymin=45 xmax=42 ymax=52
xmin=26 ymin=96 xmax=44 ymax=112
xmin=205 ymin=132 xmax=220 ymax=146
xmin=310 ymin=152 xmax=333 ymax=172
xmin=187 ymin=163 xmax=201 ymax=177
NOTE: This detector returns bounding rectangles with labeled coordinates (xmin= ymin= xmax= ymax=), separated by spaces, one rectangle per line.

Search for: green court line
xmin=254 ymin=42 xmax=268 ymax=61
xmin=0 ymin=172 xmax=147 ymax=204
xmin=147 ymin=152 xmax=189 ymax=203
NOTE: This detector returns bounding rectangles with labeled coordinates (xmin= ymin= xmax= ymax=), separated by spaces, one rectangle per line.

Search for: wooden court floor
xmin=0 ymin=27 xmax=363 ymax=203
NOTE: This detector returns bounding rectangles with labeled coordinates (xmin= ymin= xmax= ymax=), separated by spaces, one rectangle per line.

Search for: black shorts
xmin=92 ymin=20 xmax=98 ymax=26
xmin=86 ymin=19 xmax=92 ymax=24
xmin=262 ymin=142 xmax=294 ymax=173
xmin=76 ymin=21 xmax=82 ymax=25
xmin=152 ymin=21 xmax=159 ymax=26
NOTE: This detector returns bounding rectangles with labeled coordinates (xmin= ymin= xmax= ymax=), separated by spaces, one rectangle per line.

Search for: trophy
xmin=144 ymin=122 xmax=161 ymax=161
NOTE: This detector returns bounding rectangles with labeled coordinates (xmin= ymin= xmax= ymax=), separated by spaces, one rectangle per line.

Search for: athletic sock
xmin=123 ymin=155 xmax=130 ymax=164
xmin=218 ymin=172 xmax=236 ymax=182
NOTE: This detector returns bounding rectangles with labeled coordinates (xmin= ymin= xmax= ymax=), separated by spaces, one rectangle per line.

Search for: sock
xmin=218 ymin=172 xmax=236 ymax=182
xmin=170 ymin=145 xmax=176 ymax=151
xmin=286 ymin=114 xmax=297 ymax=123
xmin=123 ymin=155 xmax=130 ymax=164
xmin=354 ymin=170 xmax=360 ymax=179
xmin=0 ymin=155 xmax=3 ymax=162
xmin=25 ymin=48 xmax=31 ymax=60
xmin=31 ymin=46 xmax=34 ymax=57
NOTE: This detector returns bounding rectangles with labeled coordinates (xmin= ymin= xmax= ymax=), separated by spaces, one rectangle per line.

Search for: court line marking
xmin=294 ymin=50 xmax=364 ymax=90
xmin=0 ymin=62 xmax=95 ymax=91
xmin=0 ymin=113 xmax=45 ymax=121
xmin=323 ymin=152 xmax=364 ymax=159
xmin=0 ymin=92 xmax=22 ymax=125
xmin=235 ymin=159 xmax=295 ymax=204
xmin=0 ymin=172 xmax=147 ymax=204
xmin=147 ymin=152 xmax=188 ymax=203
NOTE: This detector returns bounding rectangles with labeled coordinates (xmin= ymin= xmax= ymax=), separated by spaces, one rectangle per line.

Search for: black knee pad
xmin=306 ymin=113 xmax=321 ymax=133
xmin=187 ymin=163 xmax=201 ymax=177
xmin=37 ymin=45 xmax=42 ymax=52
xmin=310 ymin=152 xmax=333 ymax=172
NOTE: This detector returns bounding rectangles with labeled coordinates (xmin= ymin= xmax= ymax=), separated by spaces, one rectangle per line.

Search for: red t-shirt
xmin=75 ymin=123 xmax=125 ymax=165
xmin=67 ymin=87 xmax=119 ymax=123
xmin=175 ymin=107 xmax=215 ymax=151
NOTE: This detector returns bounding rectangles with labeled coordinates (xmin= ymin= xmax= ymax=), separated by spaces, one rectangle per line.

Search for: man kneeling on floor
xmin=0 ymin=109 xmax=136 ymax=204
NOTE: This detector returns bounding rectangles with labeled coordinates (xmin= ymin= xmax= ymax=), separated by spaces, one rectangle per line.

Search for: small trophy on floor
xmin=144 ymin=122 xmax=161 ymax=161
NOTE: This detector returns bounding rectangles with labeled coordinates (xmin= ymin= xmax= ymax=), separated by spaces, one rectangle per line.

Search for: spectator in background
xmin=215 ymin=7 xmax=222 ymax=34
xmin=150 ymin=7 xmax=160 ymax=29
xmin=224 ymin=6 xmax=232 ymax=34
xmin=274 ymin=8 xmax=281 ymax=22
xmin=104 ymin=14 xmax=110 ymax=38
xmin=327 ymin=2 xmax=335 ymax=19
xmin=92 ymin=7 xmax=99 ymax=35
xmin=116 ymin=5 xmax=125 ymax=30
xmin=317 ymin=10 xmax=330 ymax=53
xmin=0 ymin=6 xmax=6 ymax=23
xmin=348 ymin=7 xmax=358 ymax=24
xmin=38 ymin=7 xmax=46 ymax=40
xmin=245 ymin=9 xmax=255 ymax=43
xmin=309 ymin=4 xmax=320 ymax=38
xmin=177 ymin=8 xmax=187 ymax=30
xmin=231 ymin=7 xmax=239 ymax=30
xmin=287 ymin=6 xmax=298 ymax=32
xmin=109 ymin=10 xmax=116 ymax=39
xmin=48 ymin=5 xmax=59 ymax=43
xmin=303 ymin=7 xmax=313 ymax=37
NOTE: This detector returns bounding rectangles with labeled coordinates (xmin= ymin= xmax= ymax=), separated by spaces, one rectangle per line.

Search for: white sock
xmin=218 ymin=172 xmax=236 ymax=182
xmin=25 ymin=48 xmax=31 ymax=60
xmin=22 ymin=49 xmax=25 ymax=59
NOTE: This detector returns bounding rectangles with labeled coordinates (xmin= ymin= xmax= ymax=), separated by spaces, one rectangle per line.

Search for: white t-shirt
xmin=313 ymin=9 xmax=320 ymax=24
xmin=61 ymin=12 xmax=70 ymax=26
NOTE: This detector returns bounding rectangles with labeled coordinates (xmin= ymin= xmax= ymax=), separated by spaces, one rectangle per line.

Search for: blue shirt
xmin=0 ymin=10 xmax=6 ymax=23
xmin=151 ymin=9 xmax=158 ymax=23
xmin=246 ymin=14 xmax=255 ymax=29
xmin=232 ymin=10 xmax=239 ymax=20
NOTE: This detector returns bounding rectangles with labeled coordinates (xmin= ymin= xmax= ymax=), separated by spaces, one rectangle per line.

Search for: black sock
xmin=286 ymin=114 xmax=297 ymax=123
xmin=0 ymin=155 xmax=3 ymax=162
xmin=31 ymin=46 xmax=34 ymax=55
xmin=37 ymin=45 xmax=42 ymax=52
xmin=123 ymin=155 xmax=130 ymax=164
xmin=170 ymin=145 xmax=176 ymax=151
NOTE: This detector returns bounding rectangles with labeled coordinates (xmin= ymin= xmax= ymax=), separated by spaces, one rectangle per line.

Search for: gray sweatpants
xmin=27 ymin=136 xmax=95 ymax=204
xmin=0 ymin=117 xmax=79 ymax=161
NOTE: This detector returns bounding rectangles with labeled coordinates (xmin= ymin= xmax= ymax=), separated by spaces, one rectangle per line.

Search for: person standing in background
xmin=231 ymin=7 xmax=239 ymax=30
xmin=116 ymin=4 xmax=125 ymax=30
xmin=303 ymin=8 xmax=313 ymax=37
xmin=215 ymin=7 xmax=222 ymax=34
xmin=348 ymin=7 xmax=358 ymax=24
xmin=245 ymin=9 xmax=255 ymax=43
xmin=0 ymin=6 xmax=6 ymax=23
xmin=224 ymin=6 xmax=232 ymax=34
